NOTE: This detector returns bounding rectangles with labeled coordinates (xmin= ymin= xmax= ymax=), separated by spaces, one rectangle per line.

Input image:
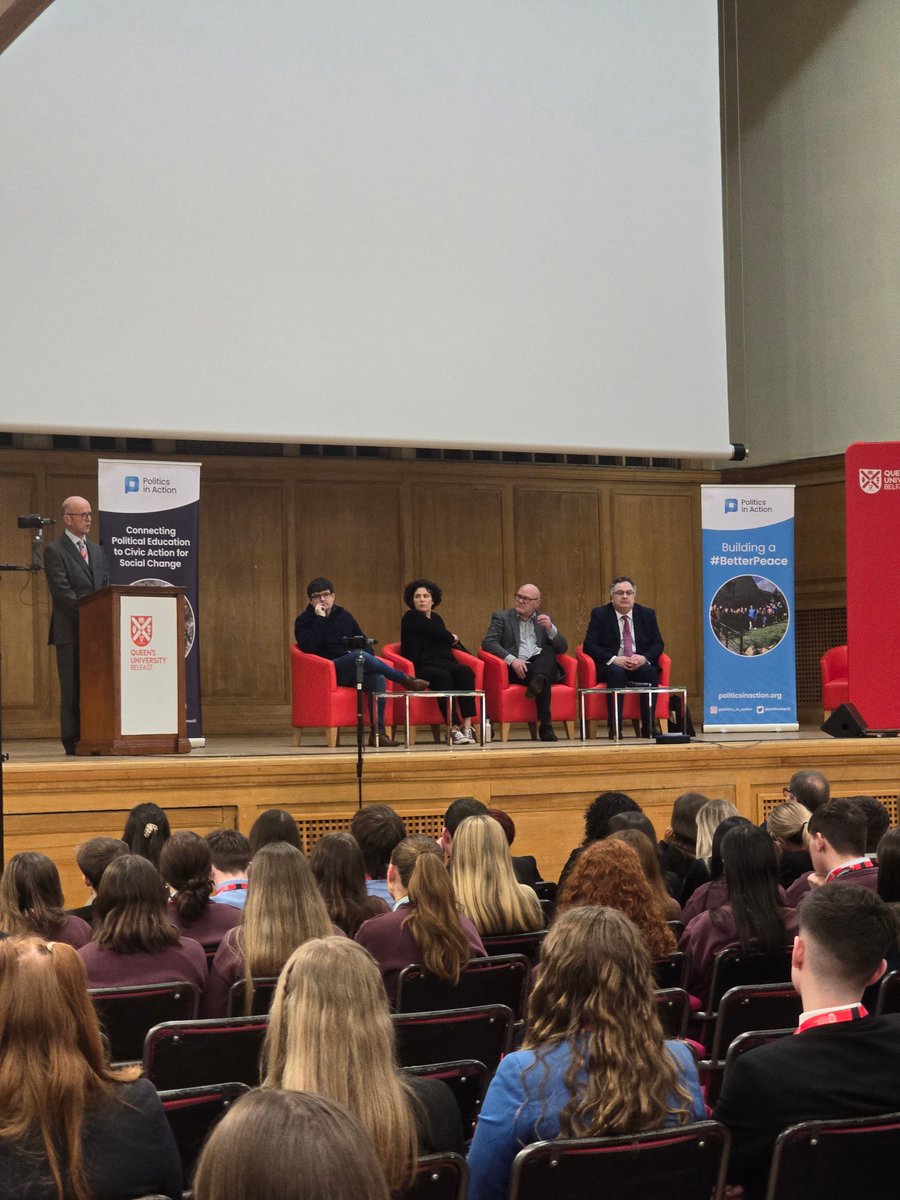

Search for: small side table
xmin=578 ymin=685 xmax=688 ymax=741
xmin=373 ymin=690 xmax=487 ymax=747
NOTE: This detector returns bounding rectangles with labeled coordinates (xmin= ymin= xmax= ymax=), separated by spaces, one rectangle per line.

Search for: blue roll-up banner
xmin=701 ymin=485 xmax=797 ymax=732
xmin=98 ymin=460 xmax=203 ymax=743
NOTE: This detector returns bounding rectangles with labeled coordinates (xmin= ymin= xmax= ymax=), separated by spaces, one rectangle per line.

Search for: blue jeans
xmin=332 ymin=651 xmax=408 ymax=729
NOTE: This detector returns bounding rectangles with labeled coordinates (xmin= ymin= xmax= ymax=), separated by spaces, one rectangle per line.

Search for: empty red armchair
xmin=478 ymin=649 xmax=576 ymax=741
xmin=382 ymin=643 xmax=484 ymax=745
xmin=820 ymin=645 xmax=849 ymax=718
xmin=576 ymin=645 xmax=672 ymax=738
xmin=290 ymin=645 xmax=399 ymax=747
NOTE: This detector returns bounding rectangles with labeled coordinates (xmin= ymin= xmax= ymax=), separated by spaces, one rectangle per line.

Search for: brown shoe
xmin=402 ymin=675 xmax=430 ymax=692
xmin=368 ymin=730 xmax=399 ymax=748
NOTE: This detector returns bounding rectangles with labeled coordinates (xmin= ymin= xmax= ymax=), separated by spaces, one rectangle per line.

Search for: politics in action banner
xmin=98 ymin=460 xmax=203 ymax=740
xmin=701 ymin=485 xmax=797 ymax=732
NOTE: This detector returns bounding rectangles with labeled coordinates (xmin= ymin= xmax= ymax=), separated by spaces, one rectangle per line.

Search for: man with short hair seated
xmin=714 ymin=884 xmax=900 ymax=1200
xmin=206 ymin=829 xmax=252 ymax=909
xmin=785 ymin=798 xmax=878 ymax=905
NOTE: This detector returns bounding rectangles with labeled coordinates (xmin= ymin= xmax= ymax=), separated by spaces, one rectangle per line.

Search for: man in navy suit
xmin=44 ymin=496 xmax=110 ymax=755
xmin=583 ymin=576 xmax=664 ymax=738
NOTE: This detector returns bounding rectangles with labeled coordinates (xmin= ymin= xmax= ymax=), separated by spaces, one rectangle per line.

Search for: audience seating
xmin=227 ymin=976 xmax=279 ymax=1016
xmin=90 ymin=981 xmax=200 ymax=1064
xmin=667 ymin=919 xmax=685 ymax=938
xmin=159 ymin=1082 xmax=250 ymax=1180
xmin=575 ymin=646 xmax=672 ymax=738
xmin=820 ymin=644 xmax=849 ymax=719
xmin=508 ymin=1120 xmax=731 ymax=1200
xmin=398 ymin=1152 xmax=468 ymax=1200
xmin=382 ymin=642 xmax=484 ymax=744
xmin=480 ymin=929 xmax=546 ymax=962
xmin=699 ymin=984 xmax=802 ymax=1103
xmin=142 ymin=1014 xmax=270 ymax=1091
xmin=290 ymin=644 xmax=400 ymax=746
xmin=403 ymin=1060 xmax=489 ymax=1141
xmin=532 ymin=880 xmax=557 ymax=906
xmin=700 ymin=946 xmax=794 ymax=1016
xmin=392 ymin=1005 xmax=514 ymax=1076
xmin=721 ymin=1027 xmax=793 ymax=1080
xmin=765 ymin=1112 xmax=900 ymax=1200
xmin=651 ymin=951 xmax=687 ymax=990
xmin=396 ymin=955 xmax=531 ymax=1022
xmin=655 ymin=988 xmax=691 ymax=1039
xmin=477 ymin=648 xmax=577 ymax=741
xmin=875 ymin=968 xmax=900 ymax=1015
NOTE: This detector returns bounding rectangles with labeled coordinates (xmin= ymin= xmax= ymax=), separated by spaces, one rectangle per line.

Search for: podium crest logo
xmin=859 ymin=469 xmax=882 ymax=494
xmin=131 ymin=615 xmax=153 ymax=646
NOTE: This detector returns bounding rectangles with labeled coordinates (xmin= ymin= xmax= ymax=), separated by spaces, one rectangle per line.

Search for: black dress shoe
xmin=369 ymin=730 xmax=399 ymax=747
xmin=525 ymin=675 xmax=545 ymax=699
xmin=402 ymin=675 xmax=430 ymax=692
xmin=63 ymin=738 xmax=78 ymax=756
xmin=538 ymin=725 xmax=558 ymax=742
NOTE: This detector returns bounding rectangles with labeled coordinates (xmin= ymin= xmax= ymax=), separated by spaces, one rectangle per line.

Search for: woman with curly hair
xmin=355 ymin=834 xmax=485 ymax=1005
xmin=310 ymin=832 xmax=389 ymax=937
xmin=556 ymin=791 xmax=641 ymax=890
xmin=0 ymin=852 xmax=91 ymax=948
xmin=205 ymin=842 xmax=334 ymax=1017
xmin=450 ymin=815 xmax=543 ymax=936
xmin=466 ymin=907 xmax=704 ymax=1200
xmin=400 ymin=578 xmax=477 ymax=744
xmin=160 ymin=831 xmax=241 ymax=953
xmin=263 ymin=938 xmax=463 ymax=1192
xmin=0 ymin=937 xmax=182 ymax=1200
xmin=556 ymin=838 xmax=675 ymax=959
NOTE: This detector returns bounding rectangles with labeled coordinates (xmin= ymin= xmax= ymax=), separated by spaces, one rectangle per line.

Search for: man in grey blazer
xmin=44 ymin=496 xmax=110 ymax=754
xmin=482 ymin=583 xmax=568 ymax=741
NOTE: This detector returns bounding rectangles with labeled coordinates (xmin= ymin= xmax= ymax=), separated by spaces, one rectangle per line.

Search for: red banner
xmin=846 ymin=442 xmax=900 ymax=729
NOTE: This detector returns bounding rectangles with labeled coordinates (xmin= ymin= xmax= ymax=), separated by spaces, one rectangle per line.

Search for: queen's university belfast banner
xmin=701 ymin=485 xmax=797 ymax=732
xmin=98 ymin=460 xmax=203 ymax=742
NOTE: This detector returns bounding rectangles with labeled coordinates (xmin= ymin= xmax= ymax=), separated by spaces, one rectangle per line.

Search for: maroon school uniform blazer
xmin=79 ymin=937 xmax=208 ymax=997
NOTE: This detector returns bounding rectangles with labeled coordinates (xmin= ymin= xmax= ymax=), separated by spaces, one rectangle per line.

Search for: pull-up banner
xmin=701 ymin=485 xmax=797 ymax=732
xmin=98 ymin=460 xmax=203 ymax=742
xmin=846 ymin=442 xmax=900 ymax=730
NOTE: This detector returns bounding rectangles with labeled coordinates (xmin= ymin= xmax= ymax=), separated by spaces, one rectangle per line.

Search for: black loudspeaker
xmin=821 ymin=703 xmax=868 ymax=738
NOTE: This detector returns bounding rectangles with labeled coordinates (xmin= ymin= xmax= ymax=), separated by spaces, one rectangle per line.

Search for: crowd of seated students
xmin=0 ymin=786 xmax=899 ymax=1199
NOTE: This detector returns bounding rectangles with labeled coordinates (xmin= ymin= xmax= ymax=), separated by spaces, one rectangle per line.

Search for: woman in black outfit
xmin=400 ymin=578 xmax=476 ymax=744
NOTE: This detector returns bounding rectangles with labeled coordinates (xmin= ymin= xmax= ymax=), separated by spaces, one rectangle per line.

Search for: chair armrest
xmin=575 ymin=645 xmax=599 ymax=688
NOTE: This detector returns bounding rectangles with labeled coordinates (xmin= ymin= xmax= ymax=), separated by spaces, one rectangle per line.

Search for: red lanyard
xmin=796 ymin=1005 xmax=867 ymax=1034
xmin=216 ymin=882 xmax=248 ymax=894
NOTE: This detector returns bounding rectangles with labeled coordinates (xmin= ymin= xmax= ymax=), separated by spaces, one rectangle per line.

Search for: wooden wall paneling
xmin=0 ymin=469 xmax=46 ymax=734
xmin=511 ymin=488 xmax=604 ymax=647
xmin=294 ymin=479 xmax=405 ymax=652
xmin=407 ymin=485 xmax=505 ymax=653
xmin=794 ymin=479 xmax=845 ymax=608
xmin=608 ymin=489 xmax=702 ymax=698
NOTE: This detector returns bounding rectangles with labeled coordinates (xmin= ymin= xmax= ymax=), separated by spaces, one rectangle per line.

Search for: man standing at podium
xmin=44 ymin=496 xmax=110 ymax=755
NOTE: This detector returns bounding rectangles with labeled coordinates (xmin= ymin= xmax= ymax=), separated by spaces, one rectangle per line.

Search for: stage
xmin=4 ymin=728 xmax=900 ymax=907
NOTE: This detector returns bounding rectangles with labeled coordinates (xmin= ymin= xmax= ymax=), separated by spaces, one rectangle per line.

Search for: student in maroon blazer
xmin=160 ymin=831 xmax=241 ymax=952
xmin=79 ymin=855 xmax=207 ymax=996
xmin=0 ymin=851 xmax=92 ymax=949
xmin=355 ymin=834 xmax=485 ymax=1007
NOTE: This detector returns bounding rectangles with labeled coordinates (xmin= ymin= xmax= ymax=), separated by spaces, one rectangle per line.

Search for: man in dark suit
xmin=583 ymin=575 xmax=664 ymax=738
xmin=482 ymin=583 xmax=568 ymax=742
xmin=44 ymin=496 xmax=110 ymax=754
xmin=714 ymin=884 xmax=900 ymax=1200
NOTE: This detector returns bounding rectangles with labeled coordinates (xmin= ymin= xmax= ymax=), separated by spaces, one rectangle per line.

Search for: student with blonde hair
xmin=355 ymin=834 xmax=485 ymax=1005
xmin=450 ymin=814 xmax=543 ymax=936
xmin=766 ymin=798 xmax=813 ymax=887
xmin=263 ymin=937 xmax=463 ymax=1191
xmin=205 ymin=841 xmax=334 ymax=1016
xmin=467 ymin=907 xmax=704 ymax=1200
xmin=0 ymin=937 xmax=181 ymax=1200
xmin=681 ymin=799 xmax=740 ymax=904
xmin=193 ymin=1089 xmax=389 ymax=1200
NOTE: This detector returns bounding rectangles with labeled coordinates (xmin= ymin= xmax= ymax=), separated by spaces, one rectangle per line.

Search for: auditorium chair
xmin=227 ymin=976 xmax=279 ymax=1016
xmin=90 ymin=980 xmax=200 ymax=1064
xmin=398 ymin=1152 xmax=468 ymax=1200
xmin=820 ymin=644 xmax=849 ymax=719
xmin=699 ymin=983 xmax=802 ymax=1103
xmin=507 ymin=1121 xmax=731 ymax=1200
xmin=392 ymin=1005 xmax=514 ymax=1075
xmin=289 ymin=644 xmax=400 ymax=746
xmin=395 ymin=955 xmax=531 ymax=1023
xmin=480 ymin=928 xmax=547 ymax=963
xmin=402 ymin=1060 xmax=489 ymax=1140
xmin=764 ymin=1112 xmax=900 ymax=1200
xmin=876 ymin=968 xmax=900 ymax=1015
xmin=478 ymin=649 xmax=577 ymax=741
xmin=382 ymin=642 xmax=484 ymax=744
xmin=655 ymin=987 xmax=691 ymax=1039
xmin=651 ymin=951 xmax=687 ymax=990
xmin=143 ymin=1014 xmax=270 ymax=1091
xmin=694 ymin=946 xmax=795 ymax=1051
xmin=159 ymin=1082 xmax=250 ymax=1180
xmin=575 ymin=646 xmax=672 ymax=738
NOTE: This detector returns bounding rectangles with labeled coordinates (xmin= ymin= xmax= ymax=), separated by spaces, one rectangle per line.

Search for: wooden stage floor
xmin=4 ymin=729 xmax=900 ymax=906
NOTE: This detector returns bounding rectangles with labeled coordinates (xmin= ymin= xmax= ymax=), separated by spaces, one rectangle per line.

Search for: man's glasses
xmin=514 ymin=593 xmax=539 ymax=603
xmin=309 ymin=591 xmax=333 ymax=601
xmin=611 ymin=589 xmax=635 ymax=597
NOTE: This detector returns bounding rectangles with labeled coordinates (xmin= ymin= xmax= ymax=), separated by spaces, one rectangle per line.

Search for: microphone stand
xmin=342 ymin=636 xmax=376 ymax=811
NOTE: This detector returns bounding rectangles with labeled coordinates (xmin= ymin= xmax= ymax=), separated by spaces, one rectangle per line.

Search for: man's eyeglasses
xmin=514 ymin=593 xmax=539 ymax=603
xmin=612 ymin=589 xmax=635 ymax=597
xmin=309 ymin=590 xmax=333 ymax=601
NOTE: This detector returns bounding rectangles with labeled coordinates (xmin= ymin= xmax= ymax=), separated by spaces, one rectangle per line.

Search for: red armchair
xmin=576 ymin=645 xmax=672 ymax=738
xmin=477 ymin=649 xmax=576 ymax=741
xmin=382 ymin=643 xmax=484 ymax=745
xmin=290 ymin=645 xmax=399 ymax=747
xmin=821 ymin=645 xmax=849 ymax=718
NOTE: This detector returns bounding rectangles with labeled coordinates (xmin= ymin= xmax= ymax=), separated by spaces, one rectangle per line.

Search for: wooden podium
xmin=77 ymin=585 xmax=191 ymax=756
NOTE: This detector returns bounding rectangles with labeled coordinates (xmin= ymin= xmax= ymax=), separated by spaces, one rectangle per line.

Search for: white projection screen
xmin=0 ymin=1 xmax=731 ymax=457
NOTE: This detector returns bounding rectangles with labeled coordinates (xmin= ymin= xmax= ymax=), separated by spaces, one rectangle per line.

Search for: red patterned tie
xmin=78 ymin=539 xmax=88 ymax=562
xmin=623 ymin=615 xmax=634 ymax=656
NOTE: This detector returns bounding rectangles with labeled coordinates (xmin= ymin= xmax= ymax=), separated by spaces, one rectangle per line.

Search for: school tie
xmin=623 ymin=615 xmax=634 ymax=655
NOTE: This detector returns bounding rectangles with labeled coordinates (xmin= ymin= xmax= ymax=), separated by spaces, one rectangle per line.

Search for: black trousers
xmin=416 ymin=661 xmax=477 ymax=722
xmin=506 ymin=646 xmax=557 ymax=723
xmin=55 ymin=640 xmax=80 ymax=744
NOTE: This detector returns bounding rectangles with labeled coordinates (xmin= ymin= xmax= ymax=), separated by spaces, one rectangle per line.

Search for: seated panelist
xmin=295 ymin=577 xmax=428 ymax=748
xmin=400 ymin=578 xmax=477 ymax=745
xmin=583 ymin=576 xmax=663 ymax=738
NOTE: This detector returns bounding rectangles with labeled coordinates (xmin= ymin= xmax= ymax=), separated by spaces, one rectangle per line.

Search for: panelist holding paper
xmin=44 ymin=496 xmax=110 ymax=756
xmin=583 ymin=577 xmax=663 ymax=739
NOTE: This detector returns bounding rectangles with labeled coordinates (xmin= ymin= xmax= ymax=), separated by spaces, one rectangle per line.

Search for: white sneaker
xmin=462 ymin=728 xmax=477 ymax=743
xmin=450 ymin=728 xmax=468 ymax=745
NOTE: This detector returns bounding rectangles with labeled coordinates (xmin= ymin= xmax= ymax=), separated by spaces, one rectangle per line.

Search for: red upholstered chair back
xmin=820 ymin=644 xmax=849 ymax=716
xmin=576 ymin=645 xmax=673 ymax=729
xmin=382 ymin=642 xmax=484 ymax=741
xmin=478 ymin=649 xmax=577 ymax=741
